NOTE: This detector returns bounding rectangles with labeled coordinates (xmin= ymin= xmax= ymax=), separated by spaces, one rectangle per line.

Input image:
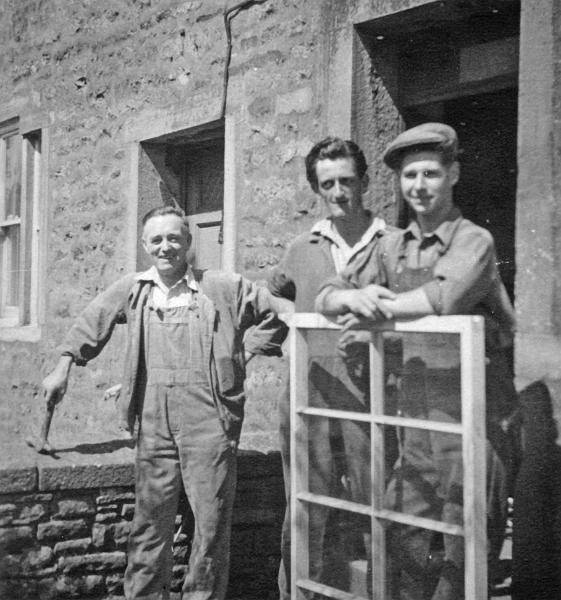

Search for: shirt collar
xmin=135 ymin=265 xmax=199 ymax=292
xmin=405 ymin=207 xmax=462 ymax=247
xmin=310 ymin=215 xmax=386 ymax=246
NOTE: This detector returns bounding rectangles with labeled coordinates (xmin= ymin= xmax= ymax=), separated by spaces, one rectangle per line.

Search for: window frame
xmin=0 ymin=118 xmax=43 ymax=338
xmin=288 ymin=313 xmax=487 ymax=600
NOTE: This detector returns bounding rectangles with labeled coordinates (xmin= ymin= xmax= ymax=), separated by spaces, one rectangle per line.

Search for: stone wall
xmin=0 ymin=0 xmax=328 ymax=468
xmin=0 ymin=452 xmax=284 ymax=600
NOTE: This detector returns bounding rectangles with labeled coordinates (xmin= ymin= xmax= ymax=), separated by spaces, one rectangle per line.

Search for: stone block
xmin=0 ymin=525 xmax=33 ymax=552
xmin=58 ymin=551 xmax=127 ymax=573
xmin=275 ymin=87 xmax=313 ymax=114
xmin=0 ymin=552 xmax=23 ymax=576
xmin=39 ymin=463 xmax=135 ymax=490
xmin=55 ymin=574 xmax=105 ymax=596
xmin=56 ymin=498 xmax=95 ymax=518
xmin=26 ymin=545 xmax=54 ymax=569
xmin=54 ymin=537 xmax=92 ymax=555
xmin=107 ymin=521 xmax=131 ymax=548
xmin=95 ymin=511 xmax=118 ymax=522
xmin=92 ymin=523 xmax=107 ymax=548
xmin=36 ymin=578 xmax=58 ymax=600
xmin=37 ymin=519 xmax=89 ymax=542
xmin=106 ymin=572 xmax=124 ymax=595
xmin=15 ymin=502 xmax=47 ymax=524
xmin=0 ymin=467 xmax=37 ymax=493
xmin=0 ymin=503 xmax=17 ymax=526
xmin=20 ymin=493 xmax=53 ymax=503
xmin=97 ymin=491 xmax=135 ymax=504
xmin=121 ymin=503 xmax=135 ymax=519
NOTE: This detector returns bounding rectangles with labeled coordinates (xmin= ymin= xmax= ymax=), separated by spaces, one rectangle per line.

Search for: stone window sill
xmin=0 ymin=324 xmax=41 ymax=343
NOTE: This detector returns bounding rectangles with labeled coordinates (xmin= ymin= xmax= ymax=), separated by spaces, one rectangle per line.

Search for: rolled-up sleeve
xmin=423 ymin=227 xmax=498 ymax=314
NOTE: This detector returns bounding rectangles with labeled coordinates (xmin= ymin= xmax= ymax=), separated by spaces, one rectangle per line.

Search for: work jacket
xmin=59 ymin=269 xmax=287 ymax=440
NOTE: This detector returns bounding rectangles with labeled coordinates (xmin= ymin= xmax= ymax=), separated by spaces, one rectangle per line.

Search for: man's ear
xmin=361 ymin=173 xmax=370 ymax=193
xmin=449 ymin=161 xmax=460 ymax=187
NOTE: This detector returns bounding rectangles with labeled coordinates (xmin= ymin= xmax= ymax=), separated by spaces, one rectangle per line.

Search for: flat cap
xmin=383 ymin=122 xmax=458 ymax=170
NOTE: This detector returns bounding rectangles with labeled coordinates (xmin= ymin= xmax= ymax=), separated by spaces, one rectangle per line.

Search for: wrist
xmin=56 ymin=355 xmax=74 ymax=376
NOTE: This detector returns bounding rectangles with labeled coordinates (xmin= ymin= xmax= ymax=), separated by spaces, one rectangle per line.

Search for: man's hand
xmin=42 ymin=355 xmax=73 ymax=406
xmin=337 ymin=327 xmax=372 ymax=358
xmin=103 ymin=384 xmax=122 ymax=404
xmin=337 ymin=285 xmax=396 ymax=319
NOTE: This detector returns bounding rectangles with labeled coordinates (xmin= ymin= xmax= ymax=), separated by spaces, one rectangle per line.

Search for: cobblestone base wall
xmin=0 ymin=452 xmax=284 ymax=600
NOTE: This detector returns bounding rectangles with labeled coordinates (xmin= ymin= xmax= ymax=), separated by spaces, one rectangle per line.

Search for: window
xmin=0 ymin=119 xmax=42 ymax=328
xmin=288 ymin=313 xmax=487 ymax=599
xmin=138 ymin=120 xmax=225 ymax=272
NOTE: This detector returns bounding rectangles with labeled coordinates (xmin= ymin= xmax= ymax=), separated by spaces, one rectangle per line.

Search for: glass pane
xmin=184 ymin=143 xmax=224 ymax=214
xmin=307 ymin=416 xmax=372 ymax=506
xmin=385 ymin=425 xmax=463 ymax=522
xmin=386 ymin=522 xmax=466 ymax=600
xmin=306 ymin=329 xmax=370 ymax=414
xmin=7 ymin=224 xmax=21 ymax=306
xmin=305 ymin=507 xmax=372 ymax=598
xmin=384 ymin=331 xmax=462 ymax=423
xmin=4 ymin=134 xmax=22 ymax=219
xmin=1 ymin=224 xmax=21 ymax=314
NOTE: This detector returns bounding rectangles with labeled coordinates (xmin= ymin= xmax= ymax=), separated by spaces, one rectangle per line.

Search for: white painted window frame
xmin=288 ymin=313 xmax=487 ymax=600
xmin=0 ymin=121 xmax=42 ymax=333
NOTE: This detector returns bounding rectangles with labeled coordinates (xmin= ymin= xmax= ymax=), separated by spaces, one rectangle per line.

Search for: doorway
xmin=404 ymin=87 xmax=518 ymax=301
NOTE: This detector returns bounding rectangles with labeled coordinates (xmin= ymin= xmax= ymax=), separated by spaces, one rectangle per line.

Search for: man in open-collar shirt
xmin=268 ymin=137 xmax=392 ymax=599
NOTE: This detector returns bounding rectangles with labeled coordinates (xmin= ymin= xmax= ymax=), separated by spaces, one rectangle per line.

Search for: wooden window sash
xmin=289 ymin=313 xmax=487 ymax=600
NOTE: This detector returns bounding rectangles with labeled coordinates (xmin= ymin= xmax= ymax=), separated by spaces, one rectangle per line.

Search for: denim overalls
xmin=124 ymin=294 xmax=236 ymax=600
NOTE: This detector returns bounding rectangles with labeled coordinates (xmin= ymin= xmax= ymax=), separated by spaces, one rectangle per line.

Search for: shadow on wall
xmin=512 ymin=381 xmax=561 ymax=600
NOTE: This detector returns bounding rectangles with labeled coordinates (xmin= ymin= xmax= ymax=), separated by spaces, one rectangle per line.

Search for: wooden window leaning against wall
xmin=0 ymin=119 xmax=42 ymax=327
xmin=288 ymin=313 xmax=487 ymax=600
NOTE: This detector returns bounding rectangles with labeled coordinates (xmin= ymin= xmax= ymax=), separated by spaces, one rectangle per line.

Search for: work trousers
xmin=385 ymin=353 xmax=517 ymax=600
xmin=279 ymin=337 xmax=391 ymax=599
xmin=123 ymin=302 xmax=236 ymax=600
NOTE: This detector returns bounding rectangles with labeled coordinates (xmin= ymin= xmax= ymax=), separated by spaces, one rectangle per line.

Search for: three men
xmin=317 ymin=123 xmax=517 ymax=599
xmin=268 ymin=137 xmax=388 ymax=598
xmin=42 ymin=206 xmax=286 ymax=600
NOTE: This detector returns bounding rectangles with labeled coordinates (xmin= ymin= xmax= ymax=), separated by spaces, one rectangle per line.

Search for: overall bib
xmin=384 ymin=249 xmax=515 ymax=600
xmin=124 ymin=297 xmax=237 ymax=600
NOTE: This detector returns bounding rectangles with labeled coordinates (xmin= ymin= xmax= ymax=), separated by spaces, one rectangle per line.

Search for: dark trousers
xmin=278 ymin=351 xmax=373 ymax=599
xmin=386 ymin=355 xmax=518 ymax=600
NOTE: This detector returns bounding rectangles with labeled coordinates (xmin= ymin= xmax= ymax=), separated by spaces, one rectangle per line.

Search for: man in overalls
xmin=41 ymin=205 xmax=287 ymax=600
xmin=267 ymin=137 xmax=389 ymax=598
xmin=316 ymin=123 xmax=518 ymax=599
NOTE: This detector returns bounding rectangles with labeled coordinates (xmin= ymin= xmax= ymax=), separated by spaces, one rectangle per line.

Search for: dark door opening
xmin=404 ymin=87 xmax=518 ymax=301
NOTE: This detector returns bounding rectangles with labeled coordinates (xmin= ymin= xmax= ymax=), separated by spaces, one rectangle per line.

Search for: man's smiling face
xmin=315 ymin=157 xmax=366 ymax=221
xmin=142 ymin=213 xmax=191 ymax=284
xmin=399 ymin=149 xmax=459 ymax=221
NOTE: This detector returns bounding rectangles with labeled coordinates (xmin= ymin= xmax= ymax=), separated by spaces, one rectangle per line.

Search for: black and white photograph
xmin=0 ymin=1 xmax=559 ymax=600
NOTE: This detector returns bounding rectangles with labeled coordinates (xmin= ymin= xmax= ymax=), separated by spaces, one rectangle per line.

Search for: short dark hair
xmin=305 ymin=137 xmax=367 ymax=192
xmin=141 ymin=205 xmax=190 ymax=231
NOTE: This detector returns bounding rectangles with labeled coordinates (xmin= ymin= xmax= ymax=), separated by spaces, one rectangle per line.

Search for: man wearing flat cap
xmin=316 ymin=123 xmax=518 ymax=599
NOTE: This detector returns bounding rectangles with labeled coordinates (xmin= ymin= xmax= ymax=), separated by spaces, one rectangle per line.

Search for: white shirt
xmin=311 ymin=216 xmax=386 ymax=273
xmin=136 ymin=266 xmax=199 ymax=309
